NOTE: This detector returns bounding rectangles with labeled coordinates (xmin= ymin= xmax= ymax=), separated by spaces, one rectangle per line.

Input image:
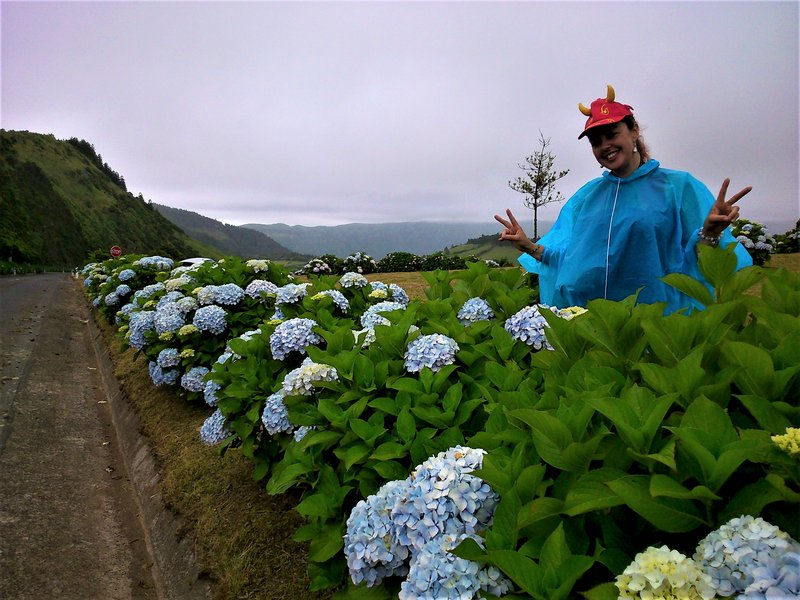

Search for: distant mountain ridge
xmin=153 ymin=204 xmax=309 ymax=262
xmin=242 ymin=221 xmax=507 ymax=259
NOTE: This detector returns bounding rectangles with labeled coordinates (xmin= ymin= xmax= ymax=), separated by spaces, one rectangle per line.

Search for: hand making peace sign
xmin=493 ymin=209 xmax=536 ymax=254
xmin=703 ymin=178 xmax=752 ymax=237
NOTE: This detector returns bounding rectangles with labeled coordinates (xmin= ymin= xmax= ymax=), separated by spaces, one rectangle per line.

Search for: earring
xmin=633 ymin=140 xmax=638 ymax=153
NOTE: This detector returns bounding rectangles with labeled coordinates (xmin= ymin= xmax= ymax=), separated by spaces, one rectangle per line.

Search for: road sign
xmin=110 ymin=245 xmax=122 ymax=258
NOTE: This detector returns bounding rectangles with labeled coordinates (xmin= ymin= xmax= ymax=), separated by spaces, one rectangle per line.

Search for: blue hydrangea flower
xmin=737 ymin=235 xmax=755 ymax=249
xmin=157 ymin=348 xmax=181 ymax=368
xmin=156 ymin=291 xmax=185 ymax=310
xmin=200 ymin=409 xmax=231 ymax=445
xmin=343 ymin=446 xmax=502 ymax=595
xmin=293 ymin=425 xmax=314 ymax=442
xmin=203 ymin=380 xmax=221 ymax=407
xmin=212 ymin=283 xmax=245 ymax=306
xmin=181 ymin=366 xmax=210 ymax=392
xmin=154 ymin=304 xmax=186 ymax=335
xmin=115 ymin=284 xmax=132 ymax=297
xmin=694 ymin=515 xmax=799 ymax=597
xmin=339 ymin=272 xmax=369 ymax=288
xmin=92 ymin=295 xmax=102 ymax=307
xmin=312 ymin=289 xmax=350 ymax=313
xmin=399 ymin=533 xmax=510 ymax=600
xmin=392 ymin=446 xmax=498 ymax=552
xmin=117 ymin=269 xmax=136 ymax=282
xmin=361 ymin=301 xmax=406 ymax=328
xmin=260 ymin=391 xmax=294 ymax=436
xmin=504 ymin=305 xmax=553 ymax=350
xmin=245 ymin=279 xmax=278 ymax=300
xmin=741 ymin=550 xmax=800 ymax=599
xmin=117 ymin=303 xmax=137 ymax=326
xmin=193 ymin=305 xmax=228 ymax=335
xmin=282 ymin=357 xmax=339 ymax=396
xmin=148 ymin=361 xmax=179 ymax=387
xmin=389 ymin=284 xmax=410 ymax=306
xmin=216 ymin=351 xmax=235 ymax=364
xmin=195 ymin=286 xmax=217 ymax=305
xmin=238 ymin=328 xmax=262 ymax=342
xmin=132 ymin=282 xmax=165 ymax=303
xmin=269 ymin=318 xmax=322 ymax=360
xmin=81 ymin=262 xmax=99 ymax=275
xmin=136 ymin=256 xmax=174 ymax=270
xmin=275 ymin=283 xmax=310 ymax=306
xmin=127 ymin=310 xmax=155 ymax=350
xmin=345 ymin=479 xmax=412 ymax=587
xmin=370 ymin=281 xmax=389 ymax=293
xmin=175 ymin=296 xmax=198 ymax=314
xmin=104 ymin=292 xmax=121 ymax=306
xmin=457 ymin=297 xmax=495 ymax=325
xmin=403 ymin=334 xmax=459 ymax=373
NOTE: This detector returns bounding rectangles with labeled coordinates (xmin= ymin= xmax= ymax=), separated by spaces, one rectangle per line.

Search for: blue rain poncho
xmin=518 ymin=159 xmax=752 ymax=314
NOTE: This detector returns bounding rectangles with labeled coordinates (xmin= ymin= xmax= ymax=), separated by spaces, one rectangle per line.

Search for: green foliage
xmin=376 ymin=251 xmax=422 ymax=273
xmin=468 ymin=248 xmax=799 ymax=597
xmin=419 ymin=251 xmax=468 ymax=271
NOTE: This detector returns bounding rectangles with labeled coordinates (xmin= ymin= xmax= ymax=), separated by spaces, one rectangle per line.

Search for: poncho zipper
xmin=604 ymin=177 xmax=622 ymax=299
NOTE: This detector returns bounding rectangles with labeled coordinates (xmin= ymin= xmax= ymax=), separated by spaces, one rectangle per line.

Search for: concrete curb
xmin=82 ymin=300 xmax=214 ymax=600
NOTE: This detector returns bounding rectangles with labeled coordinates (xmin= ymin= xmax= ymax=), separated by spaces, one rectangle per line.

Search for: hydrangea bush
xmin=773 ymin=219 xmax=800 ymax=254
xmin=731 ymin=218 xmax=775 ymax=266
xmin=82 ymin=248 xmax=800 ymax=599
xmin=343 ymin=251 xmax=377 ymax=274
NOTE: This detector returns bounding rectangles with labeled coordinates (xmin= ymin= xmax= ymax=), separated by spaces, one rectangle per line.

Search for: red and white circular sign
xmin=110 ymin=245 xmax=122 ymax=258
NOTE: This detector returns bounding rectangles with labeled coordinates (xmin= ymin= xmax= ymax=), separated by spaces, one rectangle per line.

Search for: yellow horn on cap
xmin=578 ymin=102 xmax=592 ymax=116
xmin=606 ymin=84 xmax=615 ymax=102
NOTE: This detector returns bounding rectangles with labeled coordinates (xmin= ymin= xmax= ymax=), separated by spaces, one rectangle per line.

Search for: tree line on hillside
xmin=66 ymin=137 xmax=127 ymax=191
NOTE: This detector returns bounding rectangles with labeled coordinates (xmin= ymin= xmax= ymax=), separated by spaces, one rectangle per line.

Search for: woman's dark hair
xmin=622 ymin=116 xmax=650 ymax=162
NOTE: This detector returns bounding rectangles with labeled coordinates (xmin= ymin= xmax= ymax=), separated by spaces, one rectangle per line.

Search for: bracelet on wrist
xmin=524 ymin=243 xmax=542 ymax=258
xmin=697 ymin=227 xmax=720 ymax=247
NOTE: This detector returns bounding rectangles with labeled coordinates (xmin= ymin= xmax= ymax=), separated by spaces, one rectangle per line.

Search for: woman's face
xmin=586 ymin=122 xmax=639 ymax=178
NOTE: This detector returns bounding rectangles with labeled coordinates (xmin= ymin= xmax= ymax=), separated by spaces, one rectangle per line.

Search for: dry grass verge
xmin=96 ymin=318 xmax=332 ymax=600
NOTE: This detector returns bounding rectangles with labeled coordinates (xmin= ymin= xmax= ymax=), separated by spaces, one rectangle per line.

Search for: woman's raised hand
xmin=494 ymin=209 xmax=536 ymax=253
xmin=703 ymin=178 xmax=752 ymax=237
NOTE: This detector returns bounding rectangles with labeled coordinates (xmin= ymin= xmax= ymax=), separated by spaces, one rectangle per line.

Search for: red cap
xmin=578 ymin=84 xmax=633 ymax=139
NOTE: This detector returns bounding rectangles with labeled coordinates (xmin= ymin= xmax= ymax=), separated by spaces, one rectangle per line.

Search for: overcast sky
xmin=2 ymin=1 xmax=798 ymax=233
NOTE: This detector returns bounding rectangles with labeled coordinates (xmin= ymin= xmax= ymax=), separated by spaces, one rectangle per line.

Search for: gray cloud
xmin=2 ymin=1 xmax=797 ymax=231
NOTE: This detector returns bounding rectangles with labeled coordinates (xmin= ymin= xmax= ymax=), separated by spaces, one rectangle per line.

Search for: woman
xmin=495 ymin=85 xmax=753 ymax=314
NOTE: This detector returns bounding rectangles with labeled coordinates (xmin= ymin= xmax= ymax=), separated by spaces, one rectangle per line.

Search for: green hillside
xmin=0 ymin=129 xmax=217 ymax=268
xmin=445 ymin=232 xmax=522 ymax=264
xmin=153 ymin=203 xmax=310 ymax=264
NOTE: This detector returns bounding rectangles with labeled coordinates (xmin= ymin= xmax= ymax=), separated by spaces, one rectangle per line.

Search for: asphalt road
xmin=0 ymin=273 xmax=157 ymax=600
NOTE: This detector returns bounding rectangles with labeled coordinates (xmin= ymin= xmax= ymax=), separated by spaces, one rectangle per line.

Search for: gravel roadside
xmin=0 ymin=273 xmax=206 ymax=600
